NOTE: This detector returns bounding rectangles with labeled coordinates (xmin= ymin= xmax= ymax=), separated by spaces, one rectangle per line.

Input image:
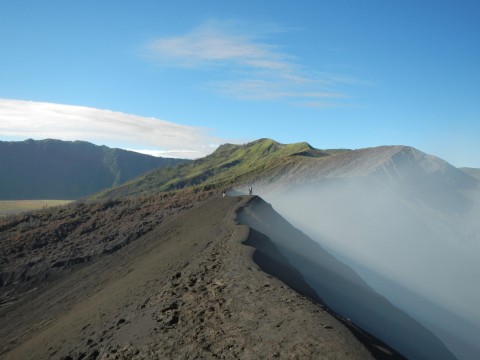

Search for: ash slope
xmin=0 ymin=196 xmax=393 ymax=360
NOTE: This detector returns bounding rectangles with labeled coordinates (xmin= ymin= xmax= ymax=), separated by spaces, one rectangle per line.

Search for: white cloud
xmin=145 ymin=20 xmax=354 ymax=105
xmin=126 ymin=149 xmax=206 ymax=158
xmin=0 ymin=98 xmax=231 ymax=159
xmin=146 ymin=20 xmax=289 ymax=71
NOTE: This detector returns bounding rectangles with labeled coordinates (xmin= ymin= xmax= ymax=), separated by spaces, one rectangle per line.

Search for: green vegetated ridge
xmin=0 ymin=139 xmax=189 ymax=200
xmin=97 ymin=138 xmax=345 ymax=199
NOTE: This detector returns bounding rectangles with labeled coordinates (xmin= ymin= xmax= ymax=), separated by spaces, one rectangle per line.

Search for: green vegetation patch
xmin=95 ymin=138 xmax=339 ymax=199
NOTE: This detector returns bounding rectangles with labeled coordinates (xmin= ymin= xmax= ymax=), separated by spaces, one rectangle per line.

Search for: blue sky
xmin=1 ymin=1 xmax=479 ymax=165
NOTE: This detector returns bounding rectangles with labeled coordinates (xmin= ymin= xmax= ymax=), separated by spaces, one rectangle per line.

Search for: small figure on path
xmin=249 ymin=186 xmax=253 ymax=196
xmin=222 ymin=191 xmax=226 ymax=198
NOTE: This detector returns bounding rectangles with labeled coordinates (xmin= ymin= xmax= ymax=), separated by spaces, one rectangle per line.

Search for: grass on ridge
xmin=95 ymin=139 xmax=323 ymax=198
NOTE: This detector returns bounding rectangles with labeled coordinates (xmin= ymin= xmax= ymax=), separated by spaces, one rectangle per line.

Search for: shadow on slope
xmin=237 ymin=196 xmax=456 ymax=360
xmin=242 ymin=227 xmax=405 ymax=360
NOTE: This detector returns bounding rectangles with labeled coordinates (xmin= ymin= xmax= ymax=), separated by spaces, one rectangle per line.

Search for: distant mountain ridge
xmin=96 ymin=138 xmax=478 ymax=202
xmin=96 ymin=138 xmax=348 ymax=198
xmin=0 ymin=139 xmax=188 ymax=199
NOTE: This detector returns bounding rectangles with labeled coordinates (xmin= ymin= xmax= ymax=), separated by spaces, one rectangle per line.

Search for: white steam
xmin=251 ymin=147 xmax=480 ymax=360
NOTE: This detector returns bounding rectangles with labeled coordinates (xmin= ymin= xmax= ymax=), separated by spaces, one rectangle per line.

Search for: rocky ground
xmin=0 ymin=190 xmax=215 ymax=294
xmin=0 ymin=194 xmax=400 ymax=359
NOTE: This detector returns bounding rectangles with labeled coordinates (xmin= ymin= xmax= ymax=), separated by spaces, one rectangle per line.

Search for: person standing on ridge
xmin=249 ymin=186 xmax=253 ymax=196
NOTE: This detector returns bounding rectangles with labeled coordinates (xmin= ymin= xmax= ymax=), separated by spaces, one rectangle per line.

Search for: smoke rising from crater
xmin=252 ymin=148 xmax=480 ymax=359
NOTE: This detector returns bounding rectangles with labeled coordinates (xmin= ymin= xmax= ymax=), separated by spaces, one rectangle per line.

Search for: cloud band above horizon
xmin=0 ymin=99 xmax=231 ymax=159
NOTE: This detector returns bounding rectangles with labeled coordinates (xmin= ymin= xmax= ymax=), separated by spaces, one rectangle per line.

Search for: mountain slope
xmin=0 ymin=195 xmax=398 ymax=360
xmin=247 ymin=145 xmax=477 ymax=196
xmin=0 ymin=139 xmax=188 ymax=199
xmin=96 ymin=138 xmax=333 ymax=198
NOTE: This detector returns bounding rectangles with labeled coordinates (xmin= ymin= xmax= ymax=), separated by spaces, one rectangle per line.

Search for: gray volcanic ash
xmin=1 ymin=195 xmax=400 ymax=360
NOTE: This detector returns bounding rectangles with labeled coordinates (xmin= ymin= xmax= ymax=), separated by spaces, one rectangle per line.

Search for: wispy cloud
xmin=0 ymin=99 xmax=231 ymax=159
xmin=145 ymin=20 xmax=355 ymax=105
xmin=146 ymin=20 xmax=289 ymax=70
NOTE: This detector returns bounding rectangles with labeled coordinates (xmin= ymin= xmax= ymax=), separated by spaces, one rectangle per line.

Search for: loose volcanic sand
xmin=1 ymin=196 xmax=382 ymax=359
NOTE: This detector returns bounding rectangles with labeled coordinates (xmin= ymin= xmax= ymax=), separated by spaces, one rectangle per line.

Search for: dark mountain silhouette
xmin=0 ymin=139 xmax=188 ymax=199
